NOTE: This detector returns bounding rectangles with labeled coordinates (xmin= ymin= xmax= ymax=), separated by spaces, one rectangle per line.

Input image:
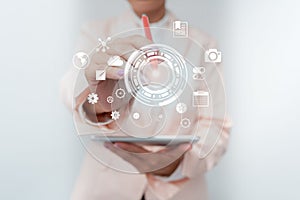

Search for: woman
xmin=60 ymin=0 xmax=231 ymax=199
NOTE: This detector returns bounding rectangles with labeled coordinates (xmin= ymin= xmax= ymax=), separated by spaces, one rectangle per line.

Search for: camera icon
xmin=205 ymin=49 xmax=222 ymax=63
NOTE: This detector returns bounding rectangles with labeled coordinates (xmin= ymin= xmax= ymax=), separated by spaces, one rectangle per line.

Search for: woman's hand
xmin=83 ymin=35 xmax=152 ymax=117
xmin=104 ymin=142 xmax=192 ymax=176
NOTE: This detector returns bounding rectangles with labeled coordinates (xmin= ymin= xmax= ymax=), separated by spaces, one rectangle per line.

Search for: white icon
xmin=96 ymin=37 xmax=111 ymax=52
xmin=176 ymin=103 xmax=187 ymax=114
xmin=132 ymin=112 xmax=140 ymax=120
xmin=181 ymin=118 xmax=191 ymax=128
xmin=111 ymin=110 xmax=120 ymax=120
xmin=115 ymin=88 xmax=126 ymax=99
xmin=106 ymin=96 xmax=114 ymax=104
xmin=96 ymin=69 xmax=106 ymax=80
xmin=107 ymin=56 xmax=124 ymax=67
xmin=205 ymin=49 xmax=222 ymax=63
xmin=73 ymin=52 xmax=89 ymax=69
xmin=192 ymin=67 xmax=206 ymax=80
xmin=173 ymin=21 xmax=188 ymax=38
xmin=87 ymin=93 xmax=99 ymax=104
xmin=193 ymin=90 xmax=209 ymax=107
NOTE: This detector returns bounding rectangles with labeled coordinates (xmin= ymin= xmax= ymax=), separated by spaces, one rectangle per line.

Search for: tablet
xmin=90 ymin=135 xmax=200 ymax=146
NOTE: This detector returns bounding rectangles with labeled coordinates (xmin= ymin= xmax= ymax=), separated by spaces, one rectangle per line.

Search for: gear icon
xmin=115 ymin=88 xmax=126 ymax=99
xmin=87 ymin=93 xmax=99 ymax=104
xmin=111 ymin=110 xmax=120 ymax=120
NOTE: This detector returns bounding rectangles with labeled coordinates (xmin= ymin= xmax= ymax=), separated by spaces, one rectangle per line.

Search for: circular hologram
xmin=72 ymin=27 xmax=228 ymax=173
xmin=124 ymin=44 xmax=188 ymax=107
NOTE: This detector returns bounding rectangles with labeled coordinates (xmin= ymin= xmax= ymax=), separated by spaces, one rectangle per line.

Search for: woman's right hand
xmin=83 ymin=35 xmax=152 ymax=118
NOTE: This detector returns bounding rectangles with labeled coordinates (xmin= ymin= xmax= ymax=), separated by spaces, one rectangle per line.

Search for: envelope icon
xmin=96 ymin=70 xmax=106 ymax=80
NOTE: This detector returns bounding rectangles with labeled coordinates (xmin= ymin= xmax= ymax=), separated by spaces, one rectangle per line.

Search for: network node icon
xmin=87 ymin=93 xmax=99 ymax=104
xmin=96 ymin=37 xmax=111 ymax=52
xmin=115 ymin=88 xmax=126 ymax=99
xmin=111 ymin=110 xmax=120 ymax=120
xmin=73 ymin=52 xmax=89 ymax=69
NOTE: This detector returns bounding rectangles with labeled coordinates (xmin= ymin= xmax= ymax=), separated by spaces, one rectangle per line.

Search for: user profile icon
xmin=73 ymin=52 xmax=89 ymax=69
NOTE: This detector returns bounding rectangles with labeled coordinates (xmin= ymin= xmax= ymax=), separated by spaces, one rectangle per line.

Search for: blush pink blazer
xmin=60 ymin=10 xmax=231 ymax=200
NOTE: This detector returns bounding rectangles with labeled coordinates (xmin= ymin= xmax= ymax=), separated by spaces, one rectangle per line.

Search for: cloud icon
xmin=107 ymin=56 xmax=124 ymax=67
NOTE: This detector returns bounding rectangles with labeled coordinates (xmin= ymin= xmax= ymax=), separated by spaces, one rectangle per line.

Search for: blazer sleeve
xmin=60 ymin=21 xmax=115 ymax=134
xmin=145 ymin=37 xmax=232 ymax=200
xmin=60 ymin=21 xmax=106 ymax=112
xmin=182 ymin=36 xmax=232 ymax=177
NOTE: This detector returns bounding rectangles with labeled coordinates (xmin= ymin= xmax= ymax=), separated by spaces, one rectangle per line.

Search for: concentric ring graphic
xmin=124 ymin=44 xmax=188 ymax=107
xmin=72 ymin=27 xmax=228 ymax=174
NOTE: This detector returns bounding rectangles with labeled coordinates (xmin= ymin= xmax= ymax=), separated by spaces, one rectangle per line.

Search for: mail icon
xmin=96 ymin=70 xmax=106 ymax=80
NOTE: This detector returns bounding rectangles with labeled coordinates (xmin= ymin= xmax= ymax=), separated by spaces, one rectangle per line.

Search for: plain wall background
xmin=1 ymin=0 xmax=299 ymax=199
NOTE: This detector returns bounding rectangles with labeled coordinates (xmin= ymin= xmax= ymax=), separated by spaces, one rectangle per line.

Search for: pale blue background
xmin=0 ymin=0 xmax=300 ymax=199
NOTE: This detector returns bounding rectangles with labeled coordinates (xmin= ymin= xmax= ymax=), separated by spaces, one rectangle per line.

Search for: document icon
xmin=193 ymin=90 xmax=209 ymax=107
xmin=96 ymin=70 xmax=106 ymax=80
xmin=173 ymin=21 xmax=188 ymax=38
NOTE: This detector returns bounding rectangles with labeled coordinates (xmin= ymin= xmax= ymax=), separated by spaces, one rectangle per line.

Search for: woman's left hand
xmin=104 ymin=142 xmax=192 ymax=176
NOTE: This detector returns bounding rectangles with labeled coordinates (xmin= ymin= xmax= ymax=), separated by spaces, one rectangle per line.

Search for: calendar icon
xmin=173 ymin=21 xmax=189 ymax=38
xmin=193 ymin=90 xmax=209 ymax=107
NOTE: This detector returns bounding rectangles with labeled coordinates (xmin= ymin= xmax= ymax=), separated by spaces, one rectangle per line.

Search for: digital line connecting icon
xmin=96 ymin=37 xmax=111 ymax=52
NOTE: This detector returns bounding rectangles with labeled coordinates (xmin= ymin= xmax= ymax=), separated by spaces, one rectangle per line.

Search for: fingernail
xmin=117 ymin=69 xmax=124 ymax=76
